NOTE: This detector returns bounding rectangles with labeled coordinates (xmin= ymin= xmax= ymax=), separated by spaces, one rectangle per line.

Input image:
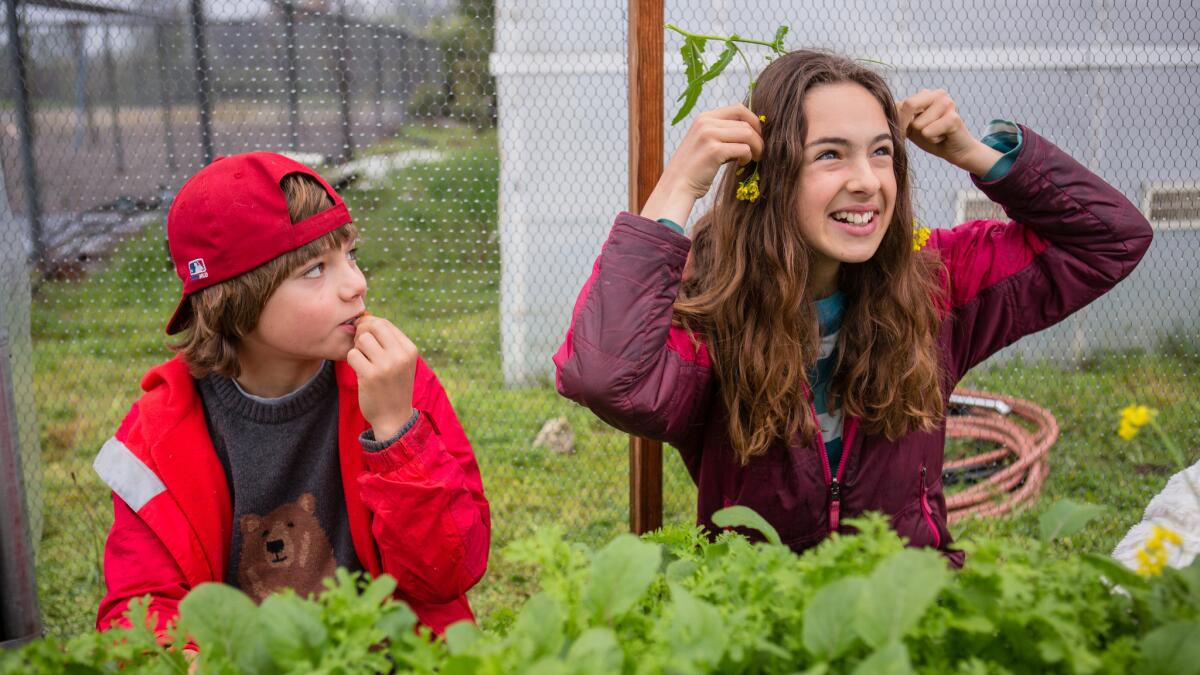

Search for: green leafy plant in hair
xmin=666 ymin=23 xmax=789 ymax=202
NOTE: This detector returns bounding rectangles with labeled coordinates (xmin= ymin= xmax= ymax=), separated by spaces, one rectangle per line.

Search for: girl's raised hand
xmin=898 ymin=89 xmax=1002 ymax=178
xmin=641 ymin=105 xmax=763 ymax=226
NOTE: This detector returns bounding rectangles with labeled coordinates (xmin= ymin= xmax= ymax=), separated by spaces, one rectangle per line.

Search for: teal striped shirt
xmin=811 ymin=292 xmax=846 ymax=472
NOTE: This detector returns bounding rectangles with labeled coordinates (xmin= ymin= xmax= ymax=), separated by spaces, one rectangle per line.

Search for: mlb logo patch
xmin=188 ymin=258 xmax=209 ymax=281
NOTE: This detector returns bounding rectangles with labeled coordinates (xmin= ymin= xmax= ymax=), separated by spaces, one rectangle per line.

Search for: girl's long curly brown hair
xmin=674 ymin=50 xmax=947 ymax=465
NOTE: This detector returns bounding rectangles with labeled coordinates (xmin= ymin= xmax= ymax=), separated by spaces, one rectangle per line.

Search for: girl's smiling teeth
xmin=830 ymin=210 xmax=877 ymax=225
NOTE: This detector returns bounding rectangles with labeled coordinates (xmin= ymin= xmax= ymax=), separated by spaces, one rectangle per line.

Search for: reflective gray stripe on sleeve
xmin=93 ymin=437 xmax=166 ymax=512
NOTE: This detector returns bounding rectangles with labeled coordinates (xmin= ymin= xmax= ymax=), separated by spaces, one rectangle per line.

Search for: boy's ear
xmin=241 ymin=514 xmax=262 ymax=535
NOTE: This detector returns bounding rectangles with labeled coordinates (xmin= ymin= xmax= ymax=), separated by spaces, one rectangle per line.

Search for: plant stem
xmin=665 ymin=24 xmax=779 ymax=50
xmin=736 ymin=46 xmax=756 ymax=114
xmin=1147 ymin=418 xmax=1187 ymax=470
xmin=1146 ymin=416 xmax=1200 ymax=513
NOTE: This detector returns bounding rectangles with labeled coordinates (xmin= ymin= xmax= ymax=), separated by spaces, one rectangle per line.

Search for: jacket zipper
xmin=919 ymin=464 xmax=942 ymax=549
xmin=815 ymin=403 xmax=856 ymax=534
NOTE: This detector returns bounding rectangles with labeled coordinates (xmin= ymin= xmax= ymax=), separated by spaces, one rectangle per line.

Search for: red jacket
xmin=555 ymin=127 xmax=1152 ymax=562
xmin=93 ymin=355 xmax=489 ymax=636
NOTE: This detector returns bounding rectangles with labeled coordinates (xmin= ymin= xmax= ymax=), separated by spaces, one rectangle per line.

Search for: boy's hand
xmin=347 ymin=315 xmax=417 ymax=441
xmin=898 ymin=89 xmax=1002 ymax=178
xmin=641 ymin=104 xmax=764 ymax=226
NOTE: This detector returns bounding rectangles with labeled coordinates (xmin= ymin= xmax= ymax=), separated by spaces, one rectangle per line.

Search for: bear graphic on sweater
xmin=237 ymin=492 xmax=336 ymax=602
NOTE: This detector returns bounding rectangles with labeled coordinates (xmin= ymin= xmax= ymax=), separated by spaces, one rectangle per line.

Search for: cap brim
xmin=165 ymin=294 xmax=192 ymax=335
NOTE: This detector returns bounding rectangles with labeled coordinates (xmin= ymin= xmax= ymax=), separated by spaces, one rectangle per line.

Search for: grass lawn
xmin=25 ymin=125 xmax=1198 ymax=638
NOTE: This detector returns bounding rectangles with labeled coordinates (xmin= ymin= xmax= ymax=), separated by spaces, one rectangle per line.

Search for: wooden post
xmin=627 ymin=0 xmax=664 ymax=535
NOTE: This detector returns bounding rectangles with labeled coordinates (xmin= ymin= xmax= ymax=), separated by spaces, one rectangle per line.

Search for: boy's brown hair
xmin=170 ymin=173 xmax=358 ymax=378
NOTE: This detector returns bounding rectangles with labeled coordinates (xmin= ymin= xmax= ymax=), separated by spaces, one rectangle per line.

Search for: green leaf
xmin=803 ymin=576 xmax=868 ymax=660
xmin=672 ymin=81 xmax=704 ymax=125
xmin=258 ymin=594 xmax=327 ymax=667
xmin=564 ymin=627 xmax=624 ymax=674
xmin=444 ymin=621 xmax=483 ymax=656
xmin=947 ymin=614 xmax=995 ymax=634
xmin=358 ymin=573 xmax=398 ymax=608
xmin=660 ymin=583 xmax=728 ymax=668
xmin=773 ymin=25 xmax=790 ymax=50
xmin=855 ymin=549 xmax=950 ymax=648
xmin=441 ymin=655 xmax=485 ymax=675
xmin=672 ymin=35 xmax=708 ymax=125
xmin=700 ymin=40 xmax=737 ymax=83
xmin=1080 ymin=552 xmax=1150 ymax=590
xmin=511 ymin=593 xmax=566 ymax=660
xmin=851 ymin=642 xmax=914 ymax=675
xmin=375 ymin=601 xmax=419 ymax=639
xmin=1039 ymin=500 xmax=1106 ymax=542
xmin=526 ymin=660 xmax=571 ymax=675
xmin=1139 ymin=621 xmax=1200 ymax=675
xmin=177 ymin=583 xmax=273 ymax=673
xmin=711 ymin=505 xmax=783 ymax=546
xmin=666 ymin=558 xmax=699 ymax=582
xmin=683 ymin=35 xmax=706 ymax=81
xmin=584 ymin=534 xmax=662 ymax=622
xmin=175 ymin=584 xmax=254 ymax=647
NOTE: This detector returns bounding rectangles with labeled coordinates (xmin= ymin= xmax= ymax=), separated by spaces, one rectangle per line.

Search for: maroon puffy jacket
xmin=554 ymin=127 xmax=1152 ymax=562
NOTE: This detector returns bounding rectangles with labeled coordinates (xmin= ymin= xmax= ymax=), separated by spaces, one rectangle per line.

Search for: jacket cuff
xmin=362 ymin=411 xmax=436 ymax=472
xmin=656 ymin=217 xmax=685 ymax=235
xmin=978 ymin=119 xmax=1022 ymax=182
xmin=359 ymin=408 xmax=421 ymax=453
xmin=614 ymin=211 xmax=692 ymax=253
xmin=970 ymin=124 xmax=1046 ymax=198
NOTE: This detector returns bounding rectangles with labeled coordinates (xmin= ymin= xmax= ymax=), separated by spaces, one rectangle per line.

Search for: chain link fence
xmin=1 ymin=0 xmax=1197 ymax=640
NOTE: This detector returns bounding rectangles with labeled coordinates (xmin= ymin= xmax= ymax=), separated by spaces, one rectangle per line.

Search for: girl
xmin=554 ymin=50 xmax=1152 ymax=562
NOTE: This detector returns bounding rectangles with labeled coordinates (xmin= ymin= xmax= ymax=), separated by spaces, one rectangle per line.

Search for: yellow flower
xmin=1121 ymin=405 xmax=1152 ymax=427
xmin=736 ymin=167 xmax=761 ymax=202
xmin=1135 ymin=524 xmax=1183 ymax=577
xmin=1118 ymin=421 xmax=1139 ymax=440
xmin=1154 ymin=524 xmax=1183 ymax=547
xmin=912 ymin=225 xmax=931 ymax=252
xmin=1117 ymin=404 xmax=1156 ymax=440
xmin=1135 ymin=548 xmax=1154 ymax=571
xmin=758 ymin=114 xmax=767 ymax=123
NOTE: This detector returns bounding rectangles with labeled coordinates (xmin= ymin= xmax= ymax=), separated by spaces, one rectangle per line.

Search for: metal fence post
xmin=0 ymin=329 xmax=42 ymax=649
xmin=4 ymin=0 xmax=42 ymax=264
xmin=372 ymin=26 xmax=384 ymax=130
xmin=333 ymin=0 xmax=353 ymax=162
xmin=281 ymin=0 xmax=301 ymax=151
xmin=154 ymin=21 xmax=177 ymax=174
xmin=102 ymin=24 xmax=126 ymax=174
xmin=69 ymin=21 xmax=94 ymax=149
xmin=189 ymin=0 xmax=214 ymax=165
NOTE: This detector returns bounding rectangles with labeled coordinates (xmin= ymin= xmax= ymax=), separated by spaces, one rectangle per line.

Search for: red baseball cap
xmin=164 ymin=152 xmax=352 ymax=334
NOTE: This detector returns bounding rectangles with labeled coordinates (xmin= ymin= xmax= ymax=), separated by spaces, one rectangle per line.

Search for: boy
xmin=92 ymin=152 xmax=490 ymax=637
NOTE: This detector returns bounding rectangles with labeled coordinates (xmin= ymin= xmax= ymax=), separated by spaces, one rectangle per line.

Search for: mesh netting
xmin=0 ymin=0 xmax=1197 ymax=638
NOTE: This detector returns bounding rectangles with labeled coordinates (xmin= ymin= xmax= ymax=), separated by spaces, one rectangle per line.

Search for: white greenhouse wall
xmin=493 ymin=0 xmax=1200 ymax=385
